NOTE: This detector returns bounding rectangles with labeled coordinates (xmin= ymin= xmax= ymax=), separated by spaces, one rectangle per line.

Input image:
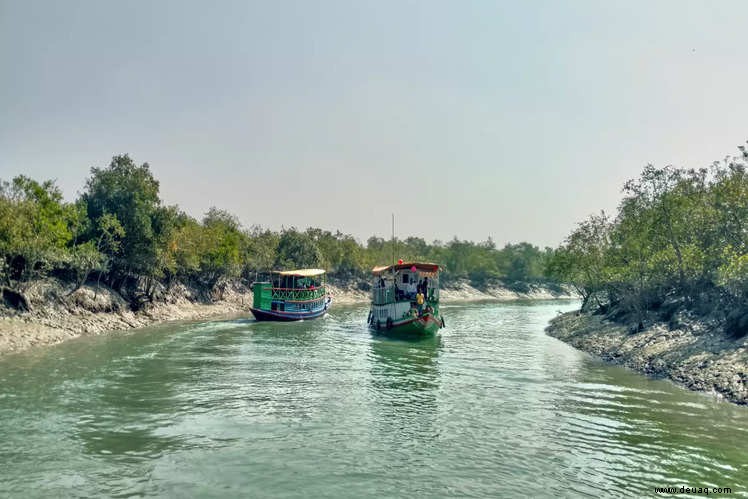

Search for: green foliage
xmin=96 ymin=213 xmax=126 ymax=254
xmin=501 ymin=242 xmax=548 ymax=283
xmin=275 ymin=229 xmax=323 ymax=270
xmin=718 ymin=248 xmax=748 ymax=300
xmin=306 ymin=228 xmax=364 ymax=277
xmin=0 ymin=176 xmax=78 ymax=281
xmin=198 ymin=208 xmax=243 ymax=286
xmin=242 ymin=226 xmax=279 ymax=275
xmin=82 ymin=154 xmax=166 ymax=278
xmin=547 ymin=212 xmax=612 ymax=309
xmin=166 ymin=213 xmax=203 ymax=279
xmin=68 ymin=213 xmax=126 ymax=290
xmin=68 ymin=241 xmax=106 ymax=289
xmin=555 ymin=142 xmax=748 ymax=327
xmin=0 ymin=152 xmax=564 ymax=307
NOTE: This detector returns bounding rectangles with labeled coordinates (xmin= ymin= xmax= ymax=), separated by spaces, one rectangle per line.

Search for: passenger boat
xmin=250 ymin=269 xmax=331 ymax=321
xmin=367 ymin=261 xmax=445 ymax=336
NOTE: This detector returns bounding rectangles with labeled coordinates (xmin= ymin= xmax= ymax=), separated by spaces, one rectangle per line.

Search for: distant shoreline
xmin=0 ymin=279 xmax=576 ymax=356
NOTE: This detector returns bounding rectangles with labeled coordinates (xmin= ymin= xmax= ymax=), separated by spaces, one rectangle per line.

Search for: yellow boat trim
xmin=274 ymin=268 xmax=326 ymax=277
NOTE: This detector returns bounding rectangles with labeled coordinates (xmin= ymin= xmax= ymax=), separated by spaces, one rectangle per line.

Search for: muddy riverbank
xmin=0 ymin=278 xmax=575 ymax=356
xmin=545 ymin=311 xmax=747 ymax=405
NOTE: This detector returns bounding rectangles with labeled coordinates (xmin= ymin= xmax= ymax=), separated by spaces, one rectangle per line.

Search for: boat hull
xmin=370 ymin=312 xmax=443 ymax=337
xmin=250 ymin=299 xmax=330 ymax=322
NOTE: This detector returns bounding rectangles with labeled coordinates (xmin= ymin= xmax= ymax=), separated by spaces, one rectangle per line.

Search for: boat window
xmin=402 ymin=274 xmax=409 ymax=284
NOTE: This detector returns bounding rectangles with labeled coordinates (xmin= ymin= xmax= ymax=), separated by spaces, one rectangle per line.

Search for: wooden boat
xmin=367 ymin=262 xmax=445 ymax=336
xmin=250 ymin=269 xmax=331 ymax=321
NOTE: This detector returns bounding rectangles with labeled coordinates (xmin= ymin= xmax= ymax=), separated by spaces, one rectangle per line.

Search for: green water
xmin=0 ymin=301 xmax=746 ymax=498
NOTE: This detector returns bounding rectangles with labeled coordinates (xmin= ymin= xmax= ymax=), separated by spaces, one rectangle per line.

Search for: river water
xmin=0 ymin=301 xmax=746 ymax=497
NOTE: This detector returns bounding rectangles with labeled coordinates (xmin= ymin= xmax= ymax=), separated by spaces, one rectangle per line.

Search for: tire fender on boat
xmin=386 ymin=317 xmax=393 ymax=330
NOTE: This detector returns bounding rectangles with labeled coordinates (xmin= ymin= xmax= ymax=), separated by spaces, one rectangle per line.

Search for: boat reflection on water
xmin=368 ymin=334 xmax=441 ymax=393
xmin=367 ymin=334 xmax=442 ymax=445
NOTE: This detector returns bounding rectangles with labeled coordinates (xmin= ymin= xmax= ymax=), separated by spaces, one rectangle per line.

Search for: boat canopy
xmin=371 ymin=262 xmax=441 ymax=275
xmin=274 ymin=268 xmax=326 ymax=277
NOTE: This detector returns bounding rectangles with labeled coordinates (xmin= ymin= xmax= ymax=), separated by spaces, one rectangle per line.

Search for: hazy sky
xmin=2 ymin=1 xmax=748 ymax=247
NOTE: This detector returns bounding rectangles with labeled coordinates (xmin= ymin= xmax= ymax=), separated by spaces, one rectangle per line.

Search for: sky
xmin=2 ymin=0 xmax=748 ymax=248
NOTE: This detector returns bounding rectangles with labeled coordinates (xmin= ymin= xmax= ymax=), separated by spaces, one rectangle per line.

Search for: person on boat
xmin=416 ymin=290 xmax=425 ymax=315
xmin=422 ymin=277 xmax=429 ymax=299
xmin=404 ymin=273 xmax=417 ymax=299
xmin=394 ymin=272 xmax=404 ymax=300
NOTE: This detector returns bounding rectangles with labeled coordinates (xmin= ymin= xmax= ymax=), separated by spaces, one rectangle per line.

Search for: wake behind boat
xmin=250 ymin=269 xmax=331 ymax=321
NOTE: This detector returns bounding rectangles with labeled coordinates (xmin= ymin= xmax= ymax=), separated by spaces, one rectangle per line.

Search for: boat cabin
xmin=368 ymin=262 xmax=444 ymax=334
xmin=371 ymin=262 xmax=440 ymax=304
xmin=251 ymin=268 xmax=330 ymax=321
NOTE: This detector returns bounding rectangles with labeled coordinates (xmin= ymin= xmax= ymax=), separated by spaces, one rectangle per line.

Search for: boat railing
xmin=271 ymin=287 xmax=326 ymax=302
xmin=371 ymin=286 xmax=396 ymax=305
xmin=372 ymin=285 xmax=440 ymax=305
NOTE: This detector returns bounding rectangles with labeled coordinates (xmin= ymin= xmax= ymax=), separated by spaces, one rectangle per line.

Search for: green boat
xmin=250 ymin=269 xmax=331 ymax=321
xmin=367 ymin=262 xmax=445 ymax=336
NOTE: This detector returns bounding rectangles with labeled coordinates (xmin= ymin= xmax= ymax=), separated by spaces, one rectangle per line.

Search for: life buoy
xmin=386 ymin=317 xmax=393 ymax=330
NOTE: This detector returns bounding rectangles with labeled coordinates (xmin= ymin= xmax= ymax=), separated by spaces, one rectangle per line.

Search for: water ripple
xmin=1 ymin=301 xmax=747 ymax=497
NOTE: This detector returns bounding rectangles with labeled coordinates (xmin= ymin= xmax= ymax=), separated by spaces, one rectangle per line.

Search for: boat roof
xmin=371 ymin=262 xmax=441 ymax=275
xmin=273 ymin=268 xmax=326 ymax=277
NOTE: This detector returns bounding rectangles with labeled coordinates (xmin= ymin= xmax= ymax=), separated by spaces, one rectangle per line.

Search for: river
xmin=0 ymin=301 xmax=746 ymax=497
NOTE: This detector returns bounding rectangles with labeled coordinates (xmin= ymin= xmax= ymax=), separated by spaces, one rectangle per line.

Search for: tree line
xmin=0 ymin=154 xmax=558 ymax=309
xmin=548 ymin=143 xmax=748 ymax=337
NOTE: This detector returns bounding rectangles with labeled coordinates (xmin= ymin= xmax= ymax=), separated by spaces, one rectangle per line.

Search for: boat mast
xmin=391 ymin=213 xmax=395 ymax=266
xmin=391 ymin=213 xmax=396 ymax=285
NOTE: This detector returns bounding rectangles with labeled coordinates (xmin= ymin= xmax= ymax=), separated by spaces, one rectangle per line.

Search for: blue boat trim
xmin=250 ymin=269 xmax=331 ymax=322
xmin=250 ymin=298 xmax=331 ymax=322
